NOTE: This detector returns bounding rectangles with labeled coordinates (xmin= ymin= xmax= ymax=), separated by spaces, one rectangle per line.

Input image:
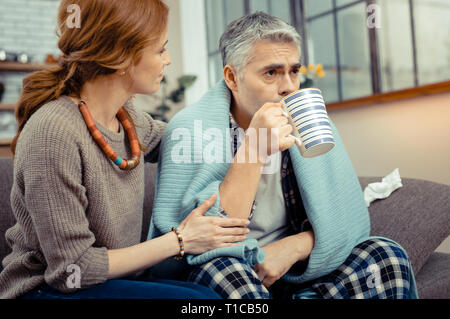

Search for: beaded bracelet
xmin=171 ymin=227 xmax=185 ymax=260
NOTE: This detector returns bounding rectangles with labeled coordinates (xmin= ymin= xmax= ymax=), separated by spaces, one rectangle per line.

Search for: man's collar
xmin=229 ymin=111 xmax=239 ymax=130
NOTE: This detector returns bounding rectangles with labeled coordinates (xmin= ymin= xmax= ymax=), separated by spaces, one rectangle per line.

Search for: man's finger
xmin=254 ymin=265 xmax=266 ymax=282
xmin=279 ymin=124 xmax=293 ymax=137
xmin=262 ymin=277 xmax=275 ymax=288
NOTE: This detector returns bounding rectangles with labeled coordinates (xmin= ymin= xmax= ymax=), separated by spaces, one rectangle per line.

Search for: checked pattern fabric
xmin=187 ymin=238 xmax=413 ymax=299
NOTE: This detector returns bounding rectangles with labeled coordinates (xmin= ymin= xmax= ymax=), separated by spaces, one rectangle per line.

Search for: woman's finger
xmin=212 ymin=217 xmax=250 ymax=227
xmin=220 ymin=235 xmax=247 ymax=243
xmin=217 ymin=227 xmax=249 ymax=236
xmin=193 ymin=193 xmax=218 ymax=216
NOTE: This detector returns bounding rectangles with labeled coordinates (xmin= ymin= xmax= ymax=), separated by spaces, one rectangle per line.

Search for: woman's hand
xmin=178 ymin=194 xmax=250 ymax=255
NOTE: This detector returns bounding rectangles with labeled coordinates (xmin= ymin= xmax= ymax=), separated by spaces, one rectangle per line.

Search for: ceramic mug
xmin=281 ymin=88 xmax=335 ymax=158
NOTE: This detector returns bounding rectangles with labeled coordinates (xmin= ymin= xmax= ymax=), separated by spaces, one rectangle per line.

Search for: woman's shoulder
xmin=18 ymin=95 xmax=88 ymax=151
xmin=124 ymin=97 xmax=167 ymax=150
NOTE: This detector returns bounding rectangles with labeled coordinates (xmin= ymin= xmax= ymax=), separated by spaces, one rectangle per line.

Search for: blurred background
xmin=0 ymin=0 xmax=449 ymax=249
xmin=0 ymin=0 xmax=450 ymax=170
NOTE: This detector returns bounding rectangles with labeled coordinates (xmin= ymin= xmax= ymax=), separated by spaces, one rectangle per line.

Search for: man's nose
xmin=279 ymin=74 xmax=298 ymax=97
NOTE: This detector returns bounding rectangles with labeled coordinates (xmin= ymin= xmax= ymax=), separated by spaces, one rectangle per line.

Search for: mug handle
xmin=281 ymin=103 xmax=303 ymax=147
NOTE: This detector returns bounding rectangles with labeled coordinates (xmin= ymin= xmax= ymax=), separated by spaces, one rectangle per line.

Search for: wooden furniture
xmin=0 ymin=62 xmax=57 ymax=157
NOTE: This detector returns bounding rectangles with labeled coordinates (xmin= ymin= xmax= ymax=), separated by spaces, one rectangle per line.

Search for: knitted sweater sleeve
xmin=20 ymin=122 xmax=109 ymax=292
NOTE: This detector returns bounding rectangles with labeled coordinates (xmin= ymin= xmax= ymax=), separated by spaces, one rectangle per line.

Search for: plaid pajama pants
xmin=187 ymin=238 xmax=414 ymax=299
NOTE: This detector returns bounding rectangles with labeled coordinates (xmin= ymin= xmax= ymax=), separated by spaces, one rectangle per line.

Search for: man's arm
xmin=219 ymin=103 xmax=295 ymax=219
xmin=219 ymin=134 xmax=265 ymax=219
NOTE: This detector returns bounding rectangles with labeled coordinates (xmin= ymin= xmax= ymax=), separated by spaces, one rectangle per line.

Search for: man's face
xmin=232 ymin=40 xmax=301 ymax=116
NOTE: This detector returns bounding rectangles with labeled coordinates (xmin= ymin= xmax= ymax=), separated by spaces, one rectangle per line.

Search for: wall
xmin=328 ymin=92 xmax=450 ymax=253
xmin=328 ymin=92 xmax=450 ymax=186
xmin=0 ymin=0 xmax=60 ymax=103
xmin=0 ymin=0 xmax=185 ymax=118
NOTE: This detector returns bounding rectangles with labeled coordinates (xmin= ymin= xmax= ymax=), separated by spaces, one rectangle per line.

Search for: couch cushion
xmin=0 ymin=158 xmax=15 ymax=270
xmin=415 ymin=252 xmax=450 ymax=299
xmin=359 ymin=176 xmax=450 ymax=275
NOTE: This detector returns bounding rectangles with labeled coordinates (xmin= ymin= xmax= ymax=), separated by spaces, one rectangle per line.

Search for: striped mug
xmin=281 ymin=88 xmax=335 ymax=158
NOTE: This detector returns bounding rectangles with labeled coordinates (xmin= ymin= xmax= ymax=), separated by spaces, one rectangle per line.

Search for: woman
xmin=0 ymin=0 xmax=249 ymax=299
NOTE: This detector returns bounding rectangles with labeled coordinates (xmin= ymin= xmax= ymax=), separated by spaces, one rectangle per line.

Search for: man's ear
xmin=223 ymin=65 xmax=239 ymax=92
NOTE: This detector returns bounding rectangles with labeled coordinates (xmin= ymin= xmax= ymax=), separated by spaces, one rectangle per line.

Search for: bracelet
xmin=171 ymin=227 xmax=185 ymax=260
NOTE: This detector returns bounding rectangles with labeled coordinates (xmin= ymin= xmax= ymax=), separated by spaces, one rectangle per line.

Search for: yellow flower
xmin=308 ymin=64 xmax=315 ymax=71
xmin=299 ymin=65 xmax=308 ymax=75
xmin=317 ymin=70 xmax=326 ymax=78
xmin=316 ymin=64 xmax=323 ymax=74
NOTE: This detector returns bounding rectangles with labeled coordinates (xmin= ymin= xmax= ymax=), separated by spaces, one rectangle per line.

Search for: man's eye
xmin=292 ymin=68 xmax=300 ymax=74
xmin=264 ymin=70 xmax=276 ymax=77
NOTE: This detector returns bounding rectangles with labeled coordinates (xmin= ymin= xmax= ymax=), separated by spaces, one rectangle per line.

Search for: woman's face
xmin=128 ymin=27 xmax=171 ymax=95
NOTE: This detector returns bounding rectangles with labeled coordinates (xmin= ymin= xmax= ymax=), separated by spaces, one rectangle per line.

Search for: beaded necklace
xmin=78 ymin=100 xmax=141 ymax=170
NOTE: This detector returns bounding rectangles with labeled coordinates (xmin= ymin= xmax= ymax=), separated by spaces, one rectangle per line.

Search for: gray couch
xmin=1 ymin=157 xmax=449 ymax=298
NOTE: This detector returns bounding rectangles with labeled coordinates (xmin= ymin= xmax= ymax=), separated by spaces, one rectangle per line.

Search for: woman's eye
xmin=160 ymin=48 xmax=167 ymax=54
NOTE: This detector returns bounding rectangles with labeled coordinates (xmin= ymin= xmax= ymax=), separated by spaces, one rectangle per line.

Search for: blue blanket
xmin=148 ymin=79 xmax=373 ymax=284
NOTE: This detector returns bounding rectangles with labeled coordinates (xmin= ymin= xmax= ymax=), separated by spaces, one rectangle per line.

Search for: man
xmin=148 ymin=12 xmax=418 ymax=299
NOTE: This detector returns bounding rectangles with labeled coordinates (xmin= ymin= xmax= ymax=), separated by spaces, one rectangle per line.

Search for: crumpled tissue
xmin=363 ymin=168 xmax=402 ymax=207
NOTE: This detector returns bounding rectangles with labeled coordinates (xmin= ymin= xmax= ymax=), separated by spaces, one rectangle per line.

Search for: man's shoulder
xmin=166 ymin=81 xmax=231 ymax=133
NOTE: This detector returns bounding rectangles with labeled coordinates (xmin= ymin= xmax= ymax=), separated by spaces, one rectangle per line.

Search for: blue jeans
xmin=20 ymin=276 xmax=221 ymax=299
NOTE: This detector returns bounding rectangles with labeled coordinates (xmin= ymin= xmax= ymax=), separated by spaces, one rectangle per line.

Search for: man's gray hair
xmin=219 ymin=11 xmax=302 ymax=76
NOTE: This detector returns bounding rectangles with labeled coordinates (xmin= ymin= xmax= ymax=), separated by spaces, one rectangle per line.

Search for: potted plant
xmin=148 ymin=75 xmax=197 ymax=122
xmin=299 ymin=64 xmax=326 ymax=89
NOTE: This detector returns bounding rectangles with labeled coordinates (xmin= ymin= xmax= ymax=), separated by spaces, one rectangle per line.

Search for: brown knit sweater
xmin=0 ymin=95 xmax=166 ymax=298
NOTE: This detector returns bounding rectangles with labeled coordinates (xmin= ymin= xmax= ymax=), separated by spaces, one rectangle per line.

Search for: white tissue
xmin=363 ymin=168 xmax=403 ymax=207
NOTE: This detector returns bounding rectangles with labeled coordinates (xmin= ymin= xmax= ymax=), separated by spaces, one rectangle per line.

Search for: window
xmin=205 ymin=0 xmax=292 ymax=86
xmin=204 ymin=0 xmax=450 ymax=103
xmin=377 ymin=0 xmax=416 ymax=92
xmin=337 ymin=2 xmax=372 ymax=100
xmin=413 ymin=0 xmax=450 ymax=85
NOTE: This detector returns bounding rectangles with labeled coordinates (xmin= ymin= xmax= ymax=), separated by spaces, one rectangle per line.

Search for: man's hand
xmin=254 ymin=230 xmax=314 ymax=288
xmin=247 ymin=102 xmax=295 ymax=161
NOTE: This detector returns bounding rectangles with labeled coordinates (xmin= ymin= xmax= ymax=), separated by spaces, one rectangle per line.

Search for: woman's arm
xmin=107 ymin=194 xmax=250 ymax=279
xmin=107 ymin=231 xmax=179 ymax=279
